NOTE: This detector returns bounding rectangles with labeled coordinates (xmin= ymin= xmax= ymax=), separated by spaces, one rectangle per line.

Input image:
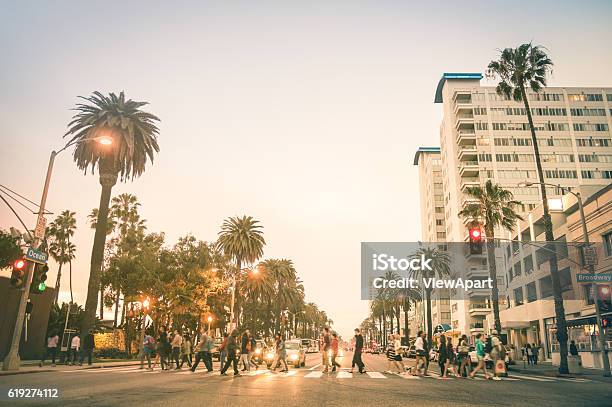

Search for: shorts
xmin=477 ymin=355 xmax=485 ymax=362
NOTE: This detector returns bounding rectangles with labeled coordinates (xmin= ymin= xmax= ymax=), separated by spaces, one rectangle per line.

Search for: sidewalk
xmin=0 ymin=359 xmax=142 ymax=376
xmin=508 ymin=361 xmax=612 ymax=383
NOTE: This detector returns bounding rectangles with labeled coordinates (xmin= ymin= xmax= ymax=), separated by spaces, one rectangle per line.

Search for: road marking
xmin=511 ymin=374 xmax=554 ymax=382
xmin=366 ymin=371 xmax=386 ymax=379
xmin=502 ymin=377 xmax=520 ymax=381
xmin=308 ymin=363 xmax=321 ymax=371
xmin=396 ymin=373 xmax=421 ymax=379
xmin=305 ymin=371 xmax=323 ymax=378
xmin=336 ymin=371 xmax=352 ymax=378
xmin=283 ymin=370 xmax=297 ymax=376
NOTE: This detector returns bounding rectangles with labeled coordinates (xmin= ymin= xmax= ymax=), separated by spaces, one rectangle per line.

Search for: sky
xmin=1 ymin=0 xmax=611 ymax=339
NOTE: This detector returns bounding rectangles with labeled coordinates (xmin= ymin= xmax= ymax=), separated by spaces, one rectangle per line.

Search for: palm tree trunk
xmin=99 ymin=281 xmax=104 ymax=320
xmin=425 ymin=288 xmax=433 ymax=347
xmin=114 ymin=290 xmax=120 ymax=328
xmin=485 ymin=226 xmax=502 ymax=334
xmin=69 ymin=260 xmax=74 ymax=304
xmin=395 ymin=307 xmax=400 ymax=334
xmin=382 ymin=304 xmax=387 ymax=347
xmin=521 ymin=84 xmax=569 ymax=374
xmin=53 ymin=263 xmax=63 ymax=305
xmin=81 ymin=172 xmax=116 ymax=335
xmin=403 ymin=300 xmax=409 ymax=340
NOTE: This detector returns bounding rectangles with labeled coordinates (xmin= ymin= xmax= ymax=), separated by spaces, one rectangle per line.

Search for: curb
xmin=0 ymin=362 xmax=142 ymax=376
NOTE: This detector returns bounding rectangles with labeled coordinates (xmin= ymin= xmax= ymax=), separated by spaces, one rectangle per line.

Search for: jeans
xmin=41 ymin=347 xmax=58 ymax=365
xmin=219 ymin=350 xmax=227 ymax=371
xmin=272 ymin=353 xmax=288 ymax=371
xmin=141 ymin=350 xmax=152 ymax=369
xmin=331 ymin=353 xmax=341 ymax=370
xmin=172 ymin=347 xmax=181 ymax=368
xmin=240 ymin=353 xmax=250 ymax=370
xmin=221 ymin=353 xmax=239 ymax=375
xmin=322 ymin=351 xmax=330 ymax=370
xmin=351 ymin=350 xmax=364 ymax=372
xmin=68 ymin=348 xmax=79 ymax=364
xmin=79 ymin=349 xmax=93 ymax=365
xmin=192 ymin=351 xmax=213 ymax=372
xmin=180 ymin=353 xmax=192 ymax=368
xmin=159 ymin=350 xmax=169 ymax=370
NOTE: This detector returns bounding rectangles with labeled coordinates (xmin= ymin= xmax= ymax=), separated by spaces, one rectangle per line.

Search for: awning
xmin=566 ymin=312 xmax=612 ymax=327
xmin=502 ymin=321 xmax=531 ymax=329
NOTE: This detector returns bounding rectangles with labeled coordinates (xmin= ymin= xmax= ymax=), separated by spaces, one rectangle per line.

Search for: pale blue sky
xmin=1 ymin=1 xmax=611 ymax=338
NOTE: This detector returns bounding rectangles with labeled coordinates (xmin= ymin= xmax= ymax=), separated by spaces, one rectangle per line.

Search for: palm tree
xmin=47 ymin=210 xmax=77 ymax=304
xmin=458 ymin=180 xmax=523 ymax=333
xmin=411 ymin=246 xmax=450 ymax=346
xmin=65 ymin=91 xmax=160 ymax=335
xmin=217 ymin=215 xmax=265 ymax=328
xmin=487 ymin=44 xmax=570 ymax=374
xmin=88 ymin=208 xmax=116 ymax=320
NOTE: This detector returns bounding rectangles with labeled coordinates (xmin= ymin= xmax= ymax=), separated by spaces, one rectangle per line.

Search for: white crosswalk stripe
xmin=365 ymin=371 xmax=386 ymax=379
xmin=305 ymin=371 xmax=323 ymax=378
xmin=336 ymin=371 xmax=352 ymax=378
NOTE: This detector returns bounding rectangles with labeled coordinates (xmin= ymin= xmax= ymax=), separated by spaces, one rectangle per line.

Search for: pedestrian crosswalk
xmin=58 ymin=366 xmax=593 ymax=384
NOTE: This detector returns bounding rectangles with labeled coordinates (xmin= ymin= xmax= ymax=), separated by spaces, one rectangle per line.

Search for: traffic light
xmin=10 ymin=258 xmax=27 ymax=289
xmin=469 ymin=227 xmax=483 ymax=255
xmin=597 ymin=284 xmax=611 ymax=312
xmin=30 ymin=263 xmax=49 ymax=294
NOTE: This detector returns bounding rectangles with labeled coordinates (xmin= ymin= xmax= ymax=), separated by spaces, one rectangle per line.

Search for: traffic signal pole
xmin=2 ymin=151 xmax=56 ymax=371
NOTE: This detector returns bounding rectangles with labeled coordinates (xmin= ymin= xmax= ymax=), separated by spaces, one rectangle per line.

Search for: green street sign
xmin=25 ymin=247 xmax=48 ymax=264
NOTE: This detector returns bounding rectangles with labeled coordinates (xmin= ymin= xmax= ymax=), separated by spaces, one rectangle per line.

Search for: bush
xmin=94 ymin=348 xmax=130 ymax=359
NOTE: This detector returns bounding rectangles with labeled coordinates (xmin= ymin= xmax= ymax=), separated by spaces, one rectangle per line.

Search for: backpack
xmin=459 ymin=341 xmax=469 ymax=355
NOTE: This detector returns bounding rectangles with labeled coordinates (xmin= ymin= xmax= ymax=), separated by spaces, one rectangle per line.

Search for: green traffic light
xmin=38 ymin=282 xmax=46 ymax=291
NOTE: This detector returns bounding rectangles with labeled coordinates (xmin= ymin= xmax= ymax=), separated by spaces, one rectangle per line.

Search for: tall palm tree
xmin=65 ymin=91 xmax=160 ymax=335
xmin=487 ymin=44 xmax=570 ymax=374
xmin=88 ymin=208 xmax=116 ymax=320
xmin=458 ymin=180 xmax=523 ymax=333
xmin=411 ymin=246 xmax=450 ymax=346
xmin=217 ymin=215 xmax=265 ymax=327
xmin=47 ymin=210 xmax=77 ymax=304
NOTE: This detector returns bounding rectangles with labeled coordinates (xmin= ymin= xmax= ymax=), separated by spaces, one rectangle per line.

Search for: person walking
xmin=271 ymin=333 xmax=288 ymax=372
xmin=392 ymin=333 xmax=405 ymax=374
xmin=569 ymin=340 xmax=579 ymax=356
xmin=40 ymin=332 xmax=59 ymax=367
xmin=240 ymin=330 xmax=251 ymax=372
xmin=457 ymin=334 xmax=471 ymax=378
xmin=157 ymin=327 xmax=170 ymax=370
xmin=171 ymin=330 xmax=183 ymax=369
xmin=180 ymin=333 xmax=193 ymax=368
xmin=525 ymin=343 xmax=533 ymax=365
xmin=220 ymin=330 xmax=241 ymax=376
xmin=470 ymin=333 xmax=490 ymax=379
xmin=437 ymin=334 xmax=448 ymax=377
xmin=192 ymin=331 xmax=213 ymax=373
xmin=330 ymin=333 xmax=341 ymax=372
xmin=413 ymin=331 xmax=426 ymax=376
xmin=248 ymin=333 xmax=258 ymax=369
xmin=445 ymin=338 xmax=457 ymax=377
xmin=79 ymin=329 xmax=95 ymax=366
xmin=350 ymin=328 xmax=366 ymax=374
xmin=218 ymin=332 xmax=229 ymax=372
xmin=490 ymin=330 xmax=503 ymax=380
xmin=532 ymin=343 xmax=539 ymax=365
xmin=68 ymin=332 xmax=80 ymax=366
xmin=140 ymin=331 xmax=155 ymax=370
xmin=321 ymin=328 xmax=331 ymax=373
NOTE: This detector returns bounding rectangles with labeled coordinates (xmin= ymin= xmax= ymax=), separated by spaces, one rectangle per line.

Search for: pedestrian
xmin=437 ymin=334 xmax=448 ymax=377
xmin=68 ymin=332 xmax=80 ymax=366
xmin=79 ymin=329 xmax=95 ymax=366
xmin=192 ymin=331 xmax=213 ymax=373
xmin=330 ymin=333 xmax=341 ymax=372
xmin=489 ymin=330 xmax=503 ymax=380
xmin=423 ymin=333 xmax=431 ymax=375
xmin=321 ymin=327 xmax=331 ymax=373
xmin=569 ymin=340 xmax=579 ymax=356
xmin=157 ymin=326 xmax=170 ymax=370
xmin=220 ymin=329 xmax=241 ymax=376
xmin=469 ymin=333 xmax=490 ymax=379
xmin=40 ymin=332 xmax=59 ymax=367
xmin=218 ymin=332 xmax=229 ymax=372
xmin=392 ymin=333 xmax=405 ymax=374
xmin=532 ymin=343 xmax=539 ymax=365
xmin=446 ymin=338 xmax=457 ymax=377
xmin=240 ymin=330 xmax=251 ymax=371
xmin=180 ymin=333 xmax=193 ymax=368
xmin=171 ymin=330 xmax=183 ymax=369
xmin=525 ymin=343 xmax=533 ymax=365
xmin=140 ymin=330 xmax=155 ymax=370
xmin=248 ymin=333 xmax=258 ymax=369
xmin=457 ymin=334 xmax=471 ymax=378
xmin=271 ymin=333 xmax=288 ymax=372
xmin=413 ymin=331 xmax=426 ymax=376
xmin=350 ymin=328 xmax=366 ymax=374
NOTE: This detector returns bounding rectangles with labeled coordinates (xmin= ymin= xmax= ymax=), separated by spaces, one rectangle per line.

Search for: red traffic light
xmin=469 ymin=228 xmax=482 ymax=240
xmin=14 ymin=259 xmax=26 ymax=269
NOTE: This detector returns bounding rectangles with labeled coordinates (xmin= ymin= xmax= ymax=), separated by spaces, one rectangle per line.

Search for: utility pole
xmin=3 ymin=151 xmax=56 ymax=371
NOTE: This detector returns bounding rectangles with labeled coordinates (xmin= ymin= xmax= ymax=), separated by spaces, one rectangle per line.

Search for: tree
xmin=411 ymin=246 xmax=450 ymax=346
xmin=87 ymin=208 xmax=116 ymax=321
xmin=65 ymin=91 xmax=160 ymax=336
xmin=47 ymin=210 xmax=77 ymax=304
xmin=458 ymin=180 xmax=523 ymax=334
xmin=0 ymin=230 xmax=22 ymax=269
xmin=487 ymin=43 xmax=569 ymax=374
xmin=217 ymin=215 xmax=265 ymax=327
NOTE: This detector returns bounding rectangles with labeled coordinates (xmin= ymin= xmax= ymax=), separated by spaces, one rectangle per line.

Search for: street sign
xmin=582 ymin=245 xmax=597 ymax=266
xmin=34 ymin=216 xmax=47 ymax=239
xmin=25 ymin=247 xmax=48 ymax=264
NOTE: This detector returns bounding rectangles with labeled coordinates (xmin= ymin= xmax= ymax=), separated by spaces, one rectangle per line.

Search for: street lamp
xmin=207 ymin=315 xmax=214 ymax=333
xmin=2 ymin=136 xmax=112 ymax=372
xmin=518 ymin=181 xmax=610 ymax=377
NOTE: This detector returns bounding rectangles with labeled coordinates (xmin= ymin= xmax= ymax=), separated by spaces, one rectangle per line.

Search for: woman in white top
xmin=413 ymin=331 xmax=426 ymax=376
xmin=392 ymin=334 xmax=405 ymax=373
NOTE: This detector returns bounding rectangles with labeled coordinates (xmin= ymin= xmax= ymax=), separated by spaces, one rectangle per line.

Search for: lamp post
xmin=2 ymin=136 xmax=112 ymax=371
xmin=138 ymin=297 xmax=151 ymax=358
xmin=207 ymin=315 xmax=213 ymax=334
xmin=519 ymin=181 xmax=610 ymax=377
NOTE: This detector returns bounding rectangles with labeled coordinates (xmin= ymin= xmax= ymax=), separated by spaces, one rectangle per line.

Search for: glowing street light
xmin=207 ymin=315 xmax=214 ymax=333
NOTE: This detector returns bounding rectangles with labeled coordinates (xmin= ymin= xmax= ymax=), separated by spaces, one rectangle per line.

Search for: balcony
xmin=459 ymin=161 xmax=479 ymax=177
xmin=468 ymin=303 xmax=491 ymax=317
xmin=455 ymin=116 xmax=475 ymax=131
xmin=470 ymin=322 xmax=484 ymax=333
xmin=460 ymin=177 xmax=480 ymax=192
xmin=456 ymin=131 xmax=476 ymax=146
xmin=460 ymin=197 xmax=479 ymax=210
xmin=452 ymin=90 xmax=472 ymax=104
xmin=458 ymin=146 xmax=478 ymax=161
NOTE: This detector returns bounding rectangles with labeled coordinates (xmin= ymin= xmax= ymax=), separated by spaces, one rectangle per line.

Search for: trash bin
xmin=567 ymin=355 xmax=583 ymax=374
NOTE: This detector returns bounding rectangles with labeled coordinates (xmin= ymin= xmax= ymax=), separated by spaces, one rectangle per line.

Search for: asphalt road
xmin=0 ymin=352 xmax=610 ymax=406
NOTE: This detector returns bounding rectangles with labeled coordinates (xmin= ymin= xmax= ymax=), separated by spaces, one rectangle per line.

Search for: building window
xmin=539 ymin=276 xmax=553 ymax=298
xmin=514 ymin=287 xmax=524 ymax=306
xmin=526 ymin=282 xmax=537 ymax=303
xmin=603 ymin=232 xmax=612 ymax=257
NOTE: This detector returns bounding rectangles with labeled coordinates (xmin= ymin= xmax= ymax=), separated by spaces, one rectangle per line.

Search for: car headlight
xmin=266 ymin=353 xmax=274 ymax=359
xmin=255 ymin=349 xmax=261 ymax=354
xmin=290 ymin=354 xmax=298 ymax=360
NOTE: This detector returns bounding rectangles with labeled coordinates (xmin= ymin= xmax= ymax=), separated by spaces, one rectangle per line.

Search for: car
xmin=405 ymin=345 xmax=417 ymax=358
xmin=251 ymin=340 xmax=266 ymax=366
xmin=263 ymin=347 xmax=276 ymax=369
xmin=285 ymin=340 xmax=307 ymax=367
xmin=211 ymin=337 xmax=223 ymax=361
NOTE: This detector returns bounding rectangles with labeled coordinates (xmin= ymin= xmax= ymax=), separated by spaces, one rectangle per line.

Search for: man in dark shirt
xmin=350 ymin=328 xmax=366 ymax=374
xmin=322 ymin=327 xmax=331 ymax=373
xmin=79 ymin=330 xmax=95 ymax=366
xmin=220 ymin=330 xmax=241 ymax=376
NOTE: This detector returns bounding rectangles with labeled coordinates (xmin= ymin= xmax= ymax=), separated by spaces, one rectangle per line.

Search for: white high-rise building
xmin=433 ymin=73 xmax=612 ymax=338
